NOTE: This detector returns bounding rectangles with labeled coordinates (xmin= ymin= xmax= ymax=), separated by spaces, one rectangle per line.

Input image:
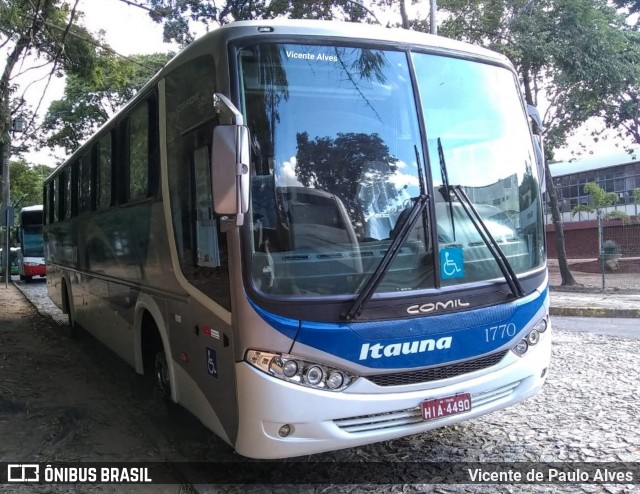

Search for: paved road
xmin=552 ymin=315 xmax=640 ymax=340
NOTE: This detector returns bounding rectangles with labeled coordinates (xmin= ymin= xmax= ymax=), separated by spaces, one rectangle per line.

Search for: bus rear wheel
xmin=153 ymin=348 xmax=171 ymax=403
xmin=62 ymin=282 xmax=77 ymax=338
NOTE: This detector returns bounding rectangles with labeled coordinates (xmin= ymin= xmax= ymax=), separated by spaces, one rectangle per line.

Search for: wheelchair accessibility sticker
xmin=440 ymin=247 xmax=464 ymax=280
xmin=206 ymin=347 xmax=218 ymax=378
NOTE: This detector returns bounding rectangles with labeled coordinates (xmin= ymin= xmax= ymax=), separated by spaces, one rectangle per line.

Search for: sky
xmin=9 ymin=0 xmax=632 ymax=167
xmin=12 ymin=0 xmax=177 ymax=167
xmin=76 ymin=0 xmax=178 ymax=55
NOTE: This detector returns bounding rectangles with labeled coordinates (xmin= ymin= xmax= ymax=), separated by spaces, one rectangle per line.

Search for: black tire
xmin=63 ymin=284 xmax=77 ymax=338
xmin=153 ymin=347 xmax=171 ymax=403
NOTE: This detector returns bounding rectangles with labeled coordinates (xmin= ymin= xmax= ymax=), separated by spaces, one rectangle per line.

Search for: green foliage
xmin=9 ymin=160 xmax=51 ymax=209
xmin=571 ymin=182 xmax=623 ymax=218
xmin=437 ymin=0 xmax=640 ymax=154
xmin=295 ymin=132 xmax=398 ymax=222
xmin=42 ymin=52 xmax=173 ymax=152
xmin=602 ymin=239 xmax=620 ymax=255
xmin=144 ymin=0 xmax=373 ymax=45
xmin=1 ymin=0 xmax=102 ymax=162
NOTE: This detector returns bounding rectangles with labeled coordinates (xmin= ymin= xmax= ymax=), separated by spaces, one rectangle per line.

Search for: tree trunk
xmin=399 ymin=0 xmax=410 ymax=29
xmin=544 ymin=163 xmax=578 ymax=286
xmin=520 ymin=67 xmax=576 ymax=286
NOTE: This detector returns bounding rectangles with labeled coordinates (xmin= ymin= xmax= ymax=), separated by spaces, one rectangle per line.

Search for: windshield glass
xmin=240 ymin=43 xmax=544 ymax=298
xmin=240 ymin=44 xmax=431 ymax=296
xmin=412 ymin=54 xmax=545 ymax=286
xmin=22 ymin=227 xmax=44 ymax=257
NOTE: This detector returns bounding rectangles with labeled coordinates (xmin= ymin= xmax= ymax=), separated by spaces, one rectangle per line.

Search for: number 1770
xmin=484 ymin=323 xmax=517 ymax=342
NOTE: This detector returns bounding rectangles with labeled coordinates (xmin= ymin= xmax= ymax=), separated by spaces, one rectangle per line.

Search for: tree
xmin=572 ymin=182 xmax=626 ymax=273
xmin=1 ymin=0 xmax=99 ymax=279
xmin=295 ymin=131 xmax=399 ymax=229
xmin=41 ymin=52 xmax=173 ymax=152
xmin=633 ymin=188 xmax=640 ymax=216
xmin=572 ymin=182 xmax=623 ymax=220
xmin=1 ymin=0 xmax=99 ymax=165
xmin=9 ymin=160 xmax=49 ymax=210
xmin=121 ymin=0 xmax=375 ymax=45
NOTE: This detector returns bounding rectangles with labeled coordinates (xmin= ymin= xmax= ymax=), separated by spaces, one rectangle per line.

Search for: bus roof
xmin=20 ymin=205 xmax=43 ymax=213
xmin=212 ymin=19 xmax=509 ymax=63
xmin=161 ymin=19 xmax=511 ymax=77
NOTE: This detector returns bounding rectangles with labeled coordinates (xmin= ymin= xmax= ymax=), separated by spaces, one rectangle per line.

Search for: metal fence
xmin=547 ymin=219 xmax=640 ymax=292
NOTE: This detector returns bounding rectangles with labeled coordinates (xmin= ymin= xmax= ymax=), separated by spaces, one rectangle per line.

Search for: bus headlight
xmin=511 ymin=316 xmax=549 ymax=357
xmin=245 ymin=350 xmax=358 ymax=392
xmin=282 ymin=360 xmax=298 ymax=378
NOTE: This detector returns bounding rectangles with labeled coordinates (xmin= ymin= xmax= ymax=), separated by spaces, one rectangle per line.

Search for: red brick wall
xmin=546 ymin=219 xmax=640 ymax=258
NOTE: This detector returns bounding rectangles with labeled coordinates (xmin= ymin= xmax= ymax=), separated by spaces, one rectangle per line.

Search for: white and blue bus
xmin=43 ymin=20 xmax=550 ymax=459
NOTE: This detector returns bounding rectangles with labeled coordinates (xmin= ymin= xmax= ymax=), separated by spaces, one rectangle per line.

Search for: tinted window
xmin=129 ymin=103 xmax=149 ymax=200
xmin=97 ymin=132 xmax=113 ymax=209
xmin=165 ymin=55 xmax=230 ymax=310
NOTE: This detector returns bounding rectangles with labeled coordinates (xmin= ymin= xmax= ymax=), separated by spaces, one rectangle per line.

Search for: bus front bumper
xmin=233 ymin=331 xmax=551 ymax=459
xmin=22 ymin=263 xmax=46 ymax=277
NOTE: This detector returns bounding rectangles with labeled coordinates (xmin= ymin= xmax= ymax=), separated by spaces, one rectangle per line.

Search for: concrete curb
xmin=550 ymin=306 xmax=640 ymax=318
xmin=12 ymin=280 xmax=68 ymax=325
xmin=549 ymin=307 xmax=640 ymax=319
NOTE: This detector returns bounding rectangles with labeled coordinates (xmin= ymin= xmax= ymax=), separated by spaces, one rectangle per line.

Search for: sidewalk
xmin=548 ymin=259 xmax=640 ymax=318
xmin=549 ymin=290 xmax=640 ymax=318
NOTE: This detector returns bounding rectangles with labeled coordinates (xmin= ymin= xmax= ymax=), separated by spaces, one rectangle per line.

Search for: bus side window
xmin=70 ymin=162 xmax=78 ymax=218
xmin=79 ymin=153 xmax=92 ymax=213
xmin=50 ymin=180 xmax=57 ymax=223
xmin=193 ymin=146 xmax=220 ymax=267
xmin=97 ymin=132 xmax=113 ymax=209
xmin=43 ymin=185 xmax=49 ymax=225
xmin=165 ymin=53 xmax=231 ymax=310
xmin=128 ymin=102 xmax=150 ymax=201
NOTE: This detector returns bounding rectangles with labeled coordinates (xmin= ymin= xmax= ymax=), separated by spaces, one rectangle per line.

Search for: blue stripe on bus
xmin=250 ymin=288 xmax=548 ymax=369
xmin=247 ymin=298 xmax=301 ymax=340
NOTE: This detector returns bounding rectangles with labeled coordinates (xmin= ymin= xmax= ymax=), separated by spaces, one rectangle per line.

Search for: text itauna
xmin=359 ymin=336 xmax=453 ymax=360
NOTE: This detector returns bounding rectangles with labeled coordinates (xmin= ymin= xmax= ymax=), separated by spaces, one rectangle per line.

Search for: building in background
xmin=545 ymin=148 xmax=640 ymax=259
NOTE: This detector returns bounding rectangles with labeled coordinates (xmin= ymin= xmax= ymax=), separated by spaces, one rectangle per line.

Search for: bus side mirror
xmin=527 ymin=105 xmax=546 ymax=193
xmin=211 ymin=124 xmax=250 ymax=224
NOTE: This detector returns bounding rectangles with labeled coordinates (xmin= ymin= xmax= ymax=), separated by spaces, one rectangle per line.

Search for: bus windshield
xmin=22 ymin=226 xmax=45 ymax=257
xmin=240 ymin=43 xmax=544 ymax=298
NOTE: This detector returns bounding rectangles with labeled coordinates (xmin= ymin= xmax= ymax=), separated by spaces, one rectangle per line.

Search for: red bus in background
xmin=17 ymin=205 xmax=46 ymax=281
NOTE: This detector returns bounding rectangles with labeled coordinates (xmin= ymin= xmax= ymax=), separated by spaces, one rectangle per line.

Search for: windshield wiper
xmin=451 ymin=185 xmax=525 ymax=298
xmin=437 ymin=140 xmax=524 ymax=298
xmin=342 ymin=193 xmax=429 ymax=321
xmin=438 ymin=138 xmax=456 ymax=241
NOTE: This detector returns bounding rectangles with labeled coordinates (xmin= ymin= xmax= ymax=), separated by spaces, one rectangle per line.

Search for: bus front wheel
xmin=153 ymin=348 xmax=171 ymax=403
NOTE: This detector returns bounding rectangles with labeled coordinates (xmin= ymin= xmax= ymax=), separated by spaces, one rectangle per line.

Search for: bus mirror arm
xmin=213 ymin=93 xmax=244 ymax=126
xmin=527 ymin=105 xmax=546 ymax=193
xmin=211 ymin=93 xmax=250 ymax=226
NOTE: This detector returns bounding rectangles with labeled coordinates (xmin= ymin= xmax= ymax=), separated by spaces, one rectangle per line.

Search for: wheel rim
xmin=154 ymin=351 xmax=170 ymax=400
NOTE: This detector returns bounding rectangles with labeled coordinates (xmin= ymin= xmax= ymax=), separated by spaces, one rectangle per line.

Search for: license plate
xmin=421 ymin=393 xmax=472 ymax=421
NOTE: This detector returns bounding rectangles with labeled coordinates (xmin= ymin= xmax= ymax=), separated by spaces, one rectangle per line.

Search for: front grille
xmin=334 ymin=380 xmax=521 ymax=434
xmin=365 ymin=350 xmax=509 ymax=387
